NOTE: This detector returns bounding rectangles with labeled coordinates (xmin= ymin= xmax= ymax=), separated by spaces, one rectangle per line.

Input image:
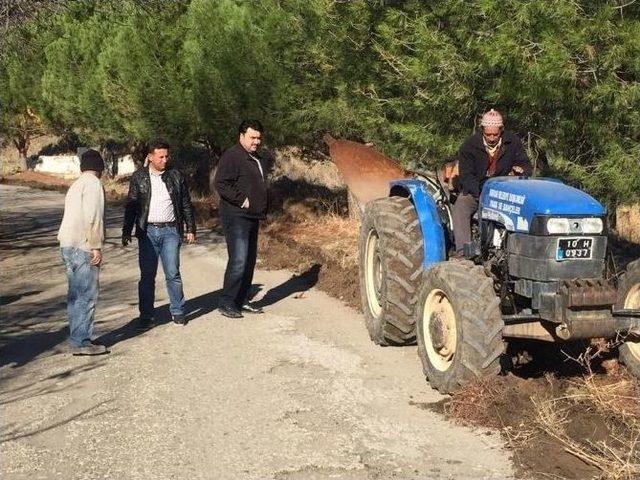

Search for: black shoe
xmin=241 ymin=303 xmax=264 ymax=314
xmin=136 ymin=317 xmax=153 ymax=330
xmin=172 ymin=314 xmax=187 ymax=325
xmin=71 ymin=341 xmax=108 ymax=356
xmin=218 ymin=305 xmax=243 ymax=319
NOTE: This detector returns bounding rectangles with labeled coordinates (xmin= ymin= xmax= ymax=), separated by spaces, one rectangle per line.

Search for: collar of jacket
xmin=143 ymin=165 xmax=174 ymax=181
xmin=235 ymin=143 xmax=255 ymax=160
xmin=470 ymin=130 xmax=514 ymax=151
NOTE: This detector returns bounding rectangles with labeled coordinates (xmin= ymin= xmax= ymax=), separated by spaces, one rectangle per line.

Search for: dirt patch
xmin=1 ymin=170 xmax=72 ymax=190
xmin=258 ymin=231 xmax=360 ymax=311
xmin=442 ymin=347 xmax=640 ymax=480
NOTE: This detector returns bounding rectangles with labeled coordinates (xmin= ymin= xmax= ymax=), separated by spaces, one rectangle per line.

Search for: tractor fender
xmin=389 ymin=179 xmax=446 ymax=269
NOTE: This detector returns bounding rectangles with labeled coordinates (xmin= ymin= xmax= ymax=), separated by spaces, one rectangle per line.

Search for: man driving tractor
xmin=451 ymin=109 xmax=533 ymax=255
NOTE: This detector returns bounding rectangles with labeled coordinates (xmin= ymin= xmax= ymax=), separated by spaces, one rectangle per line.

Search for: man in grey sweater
xmin=57 ymin=149 xmax=108 ymax=355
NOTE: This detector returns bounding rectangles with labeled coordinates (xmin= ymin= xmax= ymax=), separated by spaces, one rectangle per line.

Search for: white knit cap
xmin=480 ymin=109 xmax=504 ymax=128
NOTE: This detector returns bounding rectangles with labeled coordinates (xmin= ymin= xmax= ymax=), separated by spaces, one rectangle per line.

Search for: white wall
xmin=34 ymin=154 xmax=135 ymax=178
xmin=115 ymin=155 xmax=135 ymax=175
xmin=35 ymin=155 xmax=79 ymax=177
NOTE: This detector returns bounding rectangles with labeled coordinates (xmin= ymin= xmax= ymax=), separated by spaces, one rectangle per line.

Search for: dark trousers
xmin=220 ymin=215 xmax=260 ymax=309
xmin=452 ymin=194 xmax=478 ymax=254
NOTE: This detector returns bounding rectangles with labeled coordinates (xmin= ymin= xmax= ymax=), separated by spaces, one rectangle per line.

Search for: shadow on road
xmin=0 ymin=290 xmax=42 ymax=306
xmin=96 ymin=288 xmax=224 ymax=347
xmin=97 ymin=263 xmax=322 ymax=348
xmin=0 ymin=278 xmax=135 ymax=369
xmin=0 ymin=295 xmax=69 ymax=369
xmin=0 ymin=399 xmax=114 ymax=443
xmin=0 ymin=360 xmax=108 ymax=406
xmin=256 ymin=263 xmax=321 ymax=308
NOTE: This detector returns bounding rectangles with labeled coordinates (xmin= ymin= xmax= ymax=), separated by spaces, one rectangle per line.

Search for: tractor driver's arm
xmin=455 ymin=149 xmax=481 ymax=198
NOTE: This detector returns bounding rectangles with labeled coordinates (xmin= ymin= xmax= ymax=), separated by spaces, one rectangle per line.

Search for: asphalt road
xmin=0 ymin=185 xmax=513 ymax=480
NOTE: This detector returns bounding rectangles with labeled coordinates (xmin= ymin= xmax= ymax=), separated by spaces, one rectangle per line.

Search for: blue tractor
xmin=329 ymin=139 xmax=640 ymax=394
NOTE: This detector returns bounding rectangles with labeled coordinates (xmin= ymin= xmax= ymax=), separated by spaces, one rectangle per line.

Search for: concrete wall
xmin=115 ymin=155 xmax=136 ymax=176
xmin=34 ymin=155 xmax=79 ymax=177
xmin=34 ymin=154 xmax=135 ymax=178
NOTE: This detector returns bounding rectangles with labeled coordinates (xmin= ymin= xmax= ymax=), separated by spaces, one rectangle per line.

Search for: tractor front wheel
xmin=359 ymin=196 xmax=423 ymax=345
xmin=617 ymin=259 xmax=640 ymax=378
xmin=416 ymin=261 xmax=505 ymax=394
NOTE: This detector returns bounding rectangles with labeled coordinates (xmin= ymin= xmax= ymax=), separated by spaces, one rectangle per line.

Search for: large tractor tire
xmin=359 ymin=196 xmax=423 ymax=345
xmin=616 ymin=259 xmax=640 ymax=378
xmin=416 ymin=261 xmax=505 ymax=394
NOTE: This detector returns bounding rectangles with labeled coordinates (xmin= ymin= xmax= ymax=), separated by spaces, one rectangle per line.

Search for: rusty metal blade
xmin=323 ymin=134 xmax=409 ymax=208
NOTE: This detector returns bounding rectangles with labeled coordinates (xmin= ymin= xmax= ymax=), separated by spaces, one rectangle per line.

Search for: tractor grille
xmin=507 ymin=233 xmax=607 ymax=281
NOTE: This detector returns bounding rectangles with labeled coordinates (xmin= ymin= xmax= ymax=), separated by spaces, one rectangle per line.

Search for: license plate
xmin=556 ymin=237 xmax=593 ymax=261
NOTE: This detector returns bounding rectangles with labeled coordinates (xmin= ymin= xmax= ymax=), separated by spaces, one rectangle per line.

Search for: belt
xmin=147 ymin=221 xmax=176 ymax=228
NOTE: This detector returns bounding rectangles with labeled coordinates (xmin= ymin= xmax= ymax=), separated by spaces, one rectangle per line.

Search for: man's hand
xmin=241 ymin=197 xmax=250 ymax=209
xmin=186 ymin=233 xmax=196 ymax=244
xmin=510 ymin=165 xmax=524 ymax=176
xmin=90 ymin=249 xmax=102 ymax=267
xmin=122 ymin=234 xmax=131 ymax=247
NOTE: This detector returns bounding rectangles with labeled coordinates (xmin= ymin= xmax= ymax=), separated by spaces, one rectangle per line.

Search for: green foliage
xmin=97 ymin=1 xmax=194 ymax=145
xmin=41 ymin=2 xmax=124 ymax=142
xmin=0 ymin=15 xmax=55 ymax=162
xmin=181 ymin=0 xmax=283 ymax=148
xmin=0 ymin=0 xmax=638 ymax=205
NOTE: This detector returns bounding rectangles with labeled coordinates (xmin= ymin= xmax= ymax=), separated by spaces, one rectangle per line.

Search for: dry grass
xmin=445 ymin=377 xmax=508 ymax=429
xmin=616 ymin=204 xmax=640 ymax=244
xmin=271 ymin=146 xmax=344 ymax=190
xmin=530 ymin=379 xmax=640 ymax=480
xmin=101 ymin=176 xmax=130 ymax=198
xmin=446 ymin=345 xmax=640 ymax=480
xmin=265 ymin=203 xmax=359 ymax=270
xmin=567 ymin=375 xmax=640 ymax=423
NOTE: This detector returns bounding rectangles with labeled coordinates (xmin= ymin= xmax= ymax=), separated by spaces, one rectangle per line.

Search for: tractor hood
xmin=479 ymin=177 xmax=606 ymax=233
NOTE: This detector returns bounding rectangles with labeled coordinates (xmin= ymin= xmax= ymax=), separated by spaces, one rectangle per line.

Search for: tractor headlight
xmin=581 ymin=217 xmax=604 ymax=234
xmin=531 ymin=216 xmax=606 ymax=235
xmin=547 ymin=218 xmax=570 ymax=234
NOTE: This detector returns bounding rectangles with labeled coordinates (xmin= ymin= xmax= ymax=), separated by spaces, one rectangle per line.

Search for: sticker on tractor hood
xmin=481 ymin=208 xmax=515 ymax=230
xmin=488 ymin=189 xmax=526 ymax=215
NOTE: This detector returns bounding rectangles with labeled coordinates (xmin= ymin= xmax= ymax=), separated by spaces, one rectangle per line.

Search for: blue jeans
xmin=220 ymin=215 xmax=260 ymax=309
xmin=138 ymin=225 xmax=185 ymax=319
xmin=61 ymin=247 xmax=99 ymax=347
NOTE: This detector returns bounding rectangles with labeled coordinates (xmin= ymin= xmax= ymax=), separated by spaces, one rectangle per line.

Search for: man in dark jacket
xmin=452 ymin=109 xmax=532 ymax=254
xmin=215 ymin=120 xmax=268 ymax=318
xmin=122 ymin=140 xmax=196 ymax=328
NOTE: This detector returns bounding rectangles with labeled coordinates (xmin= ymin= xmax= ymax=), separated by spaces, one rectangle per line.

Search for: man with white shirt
xmin=122 ymin=140 xmax=196 ymax=328
xmin=215 ymin=120 xmax=268 ymax=318
xmin=57 ymin=149 xmax=108 ymax=355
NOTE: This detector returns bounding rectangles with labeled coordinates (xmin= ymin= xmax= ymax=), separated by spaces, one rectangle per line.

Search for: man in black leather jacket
xmin=122 ymin=140 xmax=196 ymax=328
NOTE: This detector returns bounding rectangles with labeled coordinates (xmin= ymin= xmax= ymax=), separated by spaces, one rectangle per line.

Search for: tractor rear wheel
xmin=416 ymin=261 xmax=505 ymax=394
xmin=616 ymin=259 xmax=640 ymax=378
xmin=359 ymin=196 xmax=423 ymax=345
